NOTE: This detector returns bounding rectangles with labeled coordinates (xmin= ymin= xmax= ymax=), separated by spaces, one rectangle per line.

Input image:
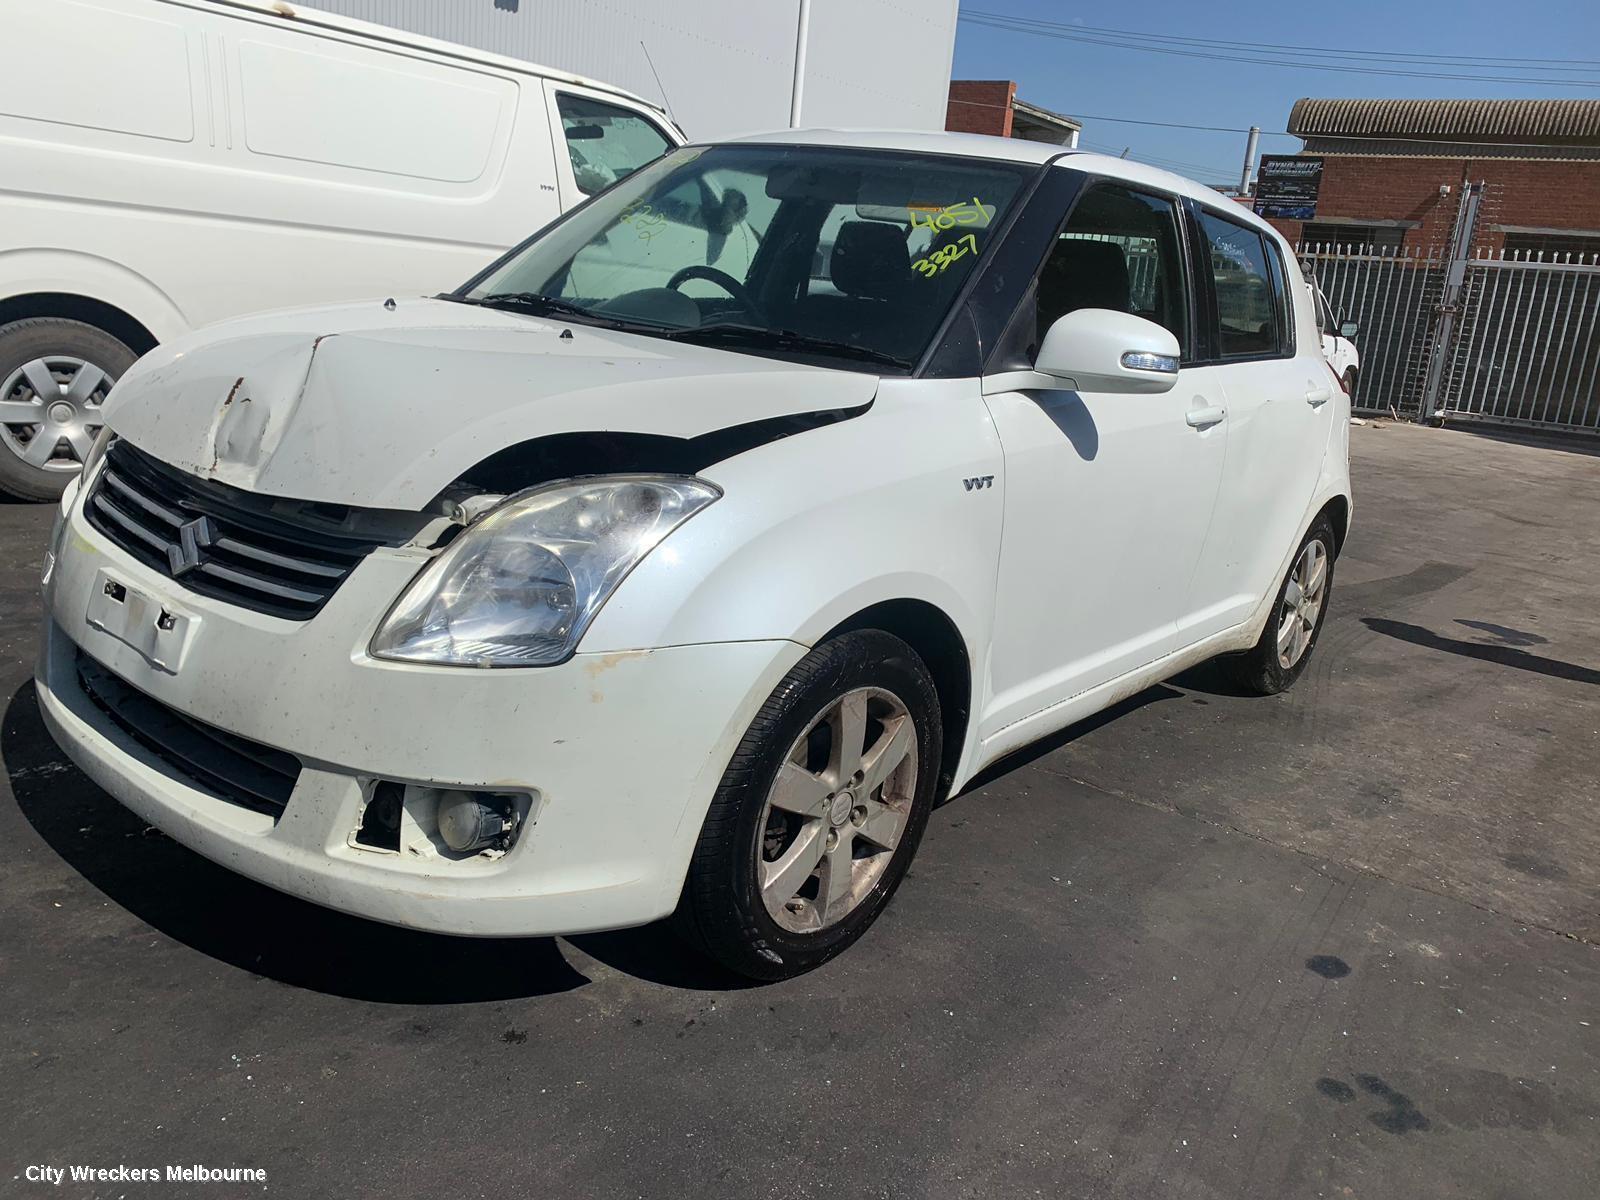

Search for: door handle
xmin=1305 ymin=384 xmax=1332 ymax=407
xmin=1186 ymin=405 xmax=1226 ymax=428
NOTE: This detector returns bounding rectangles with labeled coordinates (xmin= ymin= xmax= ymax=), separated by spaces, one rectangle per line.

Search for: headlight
xmin=370 ymin=475 xmax=720 ymax=667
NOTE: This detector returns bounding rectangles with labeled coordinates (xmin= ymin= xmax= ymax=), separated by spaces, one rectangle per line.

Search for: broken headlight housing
xmin=370 ymin=475 xmax=720 ymax=668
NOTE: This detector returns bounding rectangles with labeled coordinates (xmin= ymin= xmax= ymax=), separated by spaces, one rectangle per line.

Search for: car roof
xmin=201 ymin=0 xmax=669 ymax=118
xmin=720 ymin=128 xmax=1285 ymax=243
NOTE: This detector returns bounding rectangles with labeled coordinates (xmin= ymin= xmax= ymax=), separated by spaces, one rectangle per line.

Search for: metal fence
xmin=1298 ymin=237 xmax=1600 ymax=435
xmin=1299 ymin=243 xmax=1445 ymax=418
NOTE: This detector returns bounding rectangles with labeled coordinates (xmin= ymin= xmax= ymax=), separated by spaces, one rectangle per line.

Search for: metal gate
xmin=1297 ymin=187 xmax=1600 ymax=435
xmin=1440 ymin=252 xmax=1600 ymax=433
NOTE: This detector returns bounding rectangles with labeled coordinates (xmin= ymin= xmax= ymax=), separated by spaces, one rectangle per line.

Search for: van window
xmin=1197 ymin=211 xmax=1287 ymax=359
xmin=4 ymin=0 xmax=193 ymax=142
xmin=555 ymin=94 xmax=672 ymax=196
xmin=1036 ymin=185 xmax=1189 ymax=357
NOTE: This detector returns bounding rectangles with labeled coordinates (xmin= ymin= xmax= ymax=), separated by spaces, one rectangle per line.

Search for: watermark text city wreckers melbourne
xmin=22 ymin=1163 xmax=267 ymax=1185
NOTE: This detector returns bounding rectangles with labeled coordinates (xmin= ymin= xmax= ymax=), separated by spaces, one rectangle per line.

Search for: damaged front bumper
xmin=36 ymin=485 xmax=804 ymax=937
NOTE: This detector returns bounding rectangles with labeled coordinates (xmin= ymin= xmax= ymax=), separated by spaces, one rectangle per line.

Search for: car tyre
xmin=1224 ymin=513 xmax=1337 ymax=696
xmin=0 ymin=318 xmax=136 ymax=501
xmin=675 ymin=629 xmax=942 ymax=980
xmin=1342 ymin=368 xmax=1357 ymax=406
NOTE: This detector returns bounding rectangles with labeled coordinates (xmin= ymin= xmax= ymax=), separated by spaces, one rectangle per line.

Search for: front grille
xmin=85 ymin=441 xmax=387 ymax=620
xmin=76 ymin=650 xmax=301 ymax=819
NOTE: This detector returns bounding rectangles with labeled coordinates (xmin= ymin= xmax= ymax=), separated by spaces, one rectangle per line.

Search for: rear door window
xmin=554 ymin=93 xmax=671 ymax=196
xmin=1197 ymin=211 xmax=1289 ymax=359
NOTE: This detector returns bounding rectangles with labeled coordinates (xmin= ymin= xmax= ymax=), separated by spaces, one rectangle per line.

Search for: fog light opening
xmin=435 ymin=789 xmax=520 ymax=854
xmin=355 ymin=781 xmax=404 ymax=852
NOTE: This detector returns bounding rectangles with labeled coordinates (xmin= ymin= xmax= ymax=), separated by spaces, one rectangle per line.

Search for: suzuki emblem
xmin=167 ymin=515 xmax=217 ymax=577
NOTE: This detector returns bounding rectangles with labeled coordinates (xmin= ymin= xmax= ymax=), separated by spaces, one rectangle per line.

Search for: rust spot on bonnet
xmin=584 ymin=650 xmax=650 ymax=678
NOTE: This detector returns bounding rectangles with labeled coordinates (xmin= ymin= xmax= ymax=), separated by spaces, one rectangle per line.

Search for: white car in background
xmin=1310 ymin=282 xmax=1361 ymax=402
xmin=0 ymin=0 xmax=683 ymax=500
xmin=38 ymin=131 xmax=1351 ymax=979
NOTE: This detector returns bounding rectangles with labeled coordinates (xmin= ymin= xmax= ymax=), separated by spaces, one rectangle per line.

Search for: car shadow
xmin=3 ymin=681 xmax=745 ymax=1001
xmin=1031 ymin=390 xmax=1099 ymax=461
xmin=954 ymin=683 xmax=1185 ymax=797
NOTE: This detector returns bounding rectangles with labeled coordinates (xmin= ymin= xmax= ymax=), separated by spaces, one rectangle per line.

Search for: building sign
xmin=1253 ymin=155 xmax=1324 ymax=220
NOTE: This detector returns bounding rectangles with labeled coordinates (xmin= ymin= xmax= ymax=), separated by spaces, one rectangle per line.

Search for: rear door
xmin=1182 ymin=206 xmax=1332 ymax=639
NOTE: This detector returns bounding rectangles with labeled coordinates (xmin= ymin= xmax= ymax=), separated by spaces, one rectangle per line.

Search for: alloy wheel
xmin=1277 ymin=538 xmax=1329 ymax=668
xmin=756 ymin=686 xmax=919 ymax=934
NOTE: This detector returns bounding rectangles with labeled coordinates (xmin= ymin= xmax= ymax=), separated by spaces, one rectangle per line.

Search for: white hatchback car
xmin=37 ymin=131 xmax=1351 ymax=979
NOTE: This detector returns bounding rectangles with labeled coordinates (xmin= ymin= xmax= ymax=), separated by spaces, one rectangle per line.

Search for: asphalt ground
xmin=3 ymin=420 xmax=1597 ymax=1198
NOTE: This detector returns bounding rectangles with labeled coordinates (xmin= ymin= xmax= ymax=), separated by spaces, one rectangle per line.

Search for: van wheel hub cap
xmin=0 ymin=356 xmax=111 ymax=473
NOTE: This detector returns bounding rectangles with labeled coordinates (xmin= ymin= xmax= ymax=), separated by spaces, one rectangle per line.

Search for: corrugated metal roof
xmin=1289 ymin=98 xmax=1600 ymax=144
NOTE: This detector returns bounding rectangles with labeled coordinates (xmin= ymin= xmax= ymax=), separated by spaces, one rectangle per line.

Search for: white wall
xmin=302 ymin=0 xmax=958 ymax=140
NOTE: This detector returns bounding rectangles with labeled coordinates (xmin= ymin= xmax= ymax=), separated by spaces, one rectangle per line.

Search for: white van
xmin=0 ymin=0 xmax=683 ymax=499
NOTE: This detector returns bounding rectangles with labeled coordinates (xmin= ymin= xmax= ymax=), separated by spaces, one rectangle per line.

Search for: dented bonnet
xmin=103 ymin=297 xmax=880 ymax=510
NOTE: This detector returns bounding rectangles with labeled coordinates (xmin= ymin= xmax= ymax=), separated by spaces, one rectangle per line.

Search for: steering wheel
xmin=666 ymin=265 xmax=764 ymax=321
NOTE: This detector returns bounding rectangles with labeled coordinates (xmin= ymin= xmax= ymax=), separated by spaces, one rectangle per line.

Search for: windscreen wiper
xmin=439 ymin=291 xmax=665 ymax=333
xmin=664 ymin=323 xmax=913 ymax=370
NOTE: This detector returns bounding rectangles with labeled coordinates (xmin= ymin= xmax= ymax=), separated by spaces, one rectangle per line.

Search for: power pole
xmin=1239 ymin=125 xmax=1260 ymax=195
xmin=789 ymin=0 xmax=811 ymax=127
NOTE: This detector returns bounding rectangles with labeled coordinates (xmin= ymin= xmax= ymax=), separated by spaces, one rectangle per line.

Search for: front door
xmin=979 ymin=183 xmax=1228 ymax=739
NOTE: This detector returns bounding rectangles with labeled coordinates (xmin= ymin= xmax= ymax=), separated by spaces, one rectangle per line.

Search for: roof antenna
xmin=639 ymin=41 xmax=678 ymax=128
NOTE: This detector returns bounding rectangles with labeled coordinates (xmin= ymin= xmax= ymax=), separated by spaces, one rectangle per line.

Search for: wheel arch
xmin=0 ymin=293 xmax=159 ymax=356
xmin=1319 ymin=493 xmax=1351 ymax=557
xmin=821 ymin=598 xmax=973 ymax=799
xmin=0 ymin=248 xmax=192 ymax=349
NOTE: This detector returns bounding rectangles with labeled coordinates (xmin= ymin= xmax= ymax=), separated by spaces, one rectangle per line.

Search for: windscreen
xmin=466 ymin=144 xmax=1035 ymax=370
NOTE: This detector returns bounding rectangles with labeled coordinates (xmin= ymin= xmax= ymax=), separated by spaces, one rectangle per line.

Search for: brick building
xmin=1256 ymin=98 xmax=1600 ymax=256
xmin=946 ymin=80 xmax=1082 ymax=147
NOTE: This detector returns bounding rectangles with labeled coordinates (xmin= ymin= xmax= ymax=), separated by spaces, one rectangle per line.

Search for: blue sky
xmin=951 ymin=0 xmax=1600 ymax=184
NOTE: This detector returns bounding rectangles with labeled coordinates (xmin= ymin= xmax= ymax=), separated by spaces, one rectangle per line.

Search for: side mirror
xmin=1034 ymin=308 xmax=1180 ymax=394
xmin=1339 ymin=320 xmax=1359 ymax=340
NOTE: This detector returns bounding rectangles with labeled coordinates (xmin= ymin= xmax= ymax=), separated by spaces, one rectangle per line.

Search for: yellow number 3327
xmin=912 ymin=232 xmax=979 ymax=278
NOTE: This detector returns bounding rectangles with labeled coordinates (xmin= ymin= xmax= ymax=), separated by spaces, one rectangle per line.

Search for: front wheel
xmin=676 ymin=630 xmax=942 ymax=980
xmin=1224 ymin=514 xmax=1337 ymax=695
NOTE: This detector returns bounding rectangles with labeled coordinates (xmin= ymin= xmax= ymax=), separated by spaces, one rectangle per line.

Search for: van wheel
xmin=675 ymin=630 xmax=942 ymax=980
xmin=1225 ymin=514 xmax=1336 ymax=696
xmin=0 ymin=319 xmax=135 ymax=501
xmin=1342 ymin=368 xmax=1358 ymax=405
